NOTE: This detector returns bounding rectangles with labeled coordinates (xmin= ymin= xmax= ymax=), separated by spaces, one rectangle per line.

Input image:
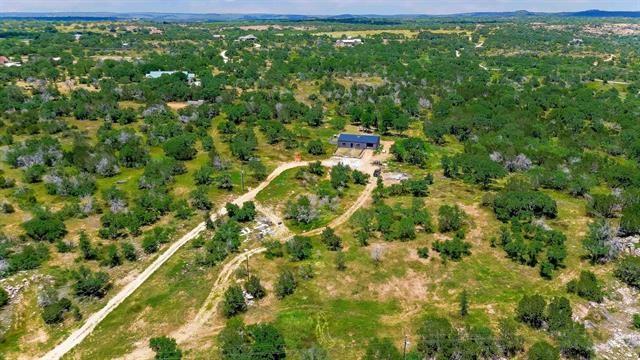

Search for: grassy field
xmin=66 ymin=233 xmax=226 ymax=359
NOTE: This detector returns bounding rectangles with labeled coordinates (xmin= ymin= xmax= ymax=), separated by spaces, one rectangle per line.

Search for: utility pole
xmin=240 ymin=166 xmax=245 ymax=193
xmin=403 ymin=335 xmax=408 ymax=360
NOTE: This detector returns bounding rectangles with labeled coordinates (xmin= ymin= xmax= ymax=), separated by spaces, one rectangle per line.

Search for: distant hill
xmin=565 ymin=9 xmax=640 ymax=18
xmin=0 ymin=9 xmax=639 ymax=22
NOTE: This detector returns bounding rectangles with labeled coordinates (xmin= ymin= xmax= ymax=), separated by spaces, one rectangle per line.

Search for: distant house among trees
xmin=337 ymin=133 xmax=380 ymax=149
xmin=145 ymin=70 xmax=200 ymax=86
xmin=336 ymin=38 xmax=363 ymax=47
xmin=237 ymin=34 xmax=258 ymax=42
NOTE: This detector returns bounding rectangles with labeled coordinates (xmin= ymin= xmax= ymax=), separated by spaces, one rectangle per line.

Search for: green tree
xmin=78 ymin=232 xmax=98 ymax=260
xmin=121 ymin=242 xmax=137 ymax=261
xmin=22 ymin=210 xmax=67 ymax=242
xmin=73 ymin=266 xmax=111 ymax=298
xmin=307 ymin=139 xmax=325 ymax=155
xmin=286 ymin=236 xmax=313 ymax=261
xmin=244 ymin=275 xmax=266 ymax=299
xmin=320 ymin=227 xmax=342 ymax=251
xmin=582 ymin=219 xmax=612 ymax=264
xmin=438 ymin=205 xmax=466 ymax=233
xmin=275 ymin=268 xmax=297 ymax=299
xmin=566 ymin=271 xmax=604 ymax=302
xmin=149 ymin=336 xmax=182 ymax=360
xmin=222 ymin=285 xmax=247 ymax=317
xmin=547 ymin=297 xmax=573 ymax=332
xmin=330 ymin=163 xmax=351 ymax=189
xmin=557 ymin=323 xmax=594 ymax=359
xmin=516 ymin=294 xmax=546 ymax=328
xmin=163 ymin=134 xmax=196 ymax=160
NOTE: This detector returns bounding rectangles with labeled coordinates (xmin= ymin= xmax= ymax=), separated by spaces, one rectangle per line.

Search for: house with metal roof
xmin=337 ymin=133 xmax=380 ymax=149
xmin=237 ymin=34 xmax=258 ymax=42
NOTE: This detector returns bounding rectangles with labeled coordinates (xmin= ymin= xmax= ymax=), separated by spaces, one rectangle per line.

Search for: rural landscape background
xmin=0 ymin=1 xmax=640 ymax=359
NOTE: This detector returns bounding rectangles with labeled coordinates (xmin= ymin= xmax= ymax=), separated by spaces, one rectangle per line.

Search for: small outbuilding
xmin=337 ymin=133 xmax=380 ymax=149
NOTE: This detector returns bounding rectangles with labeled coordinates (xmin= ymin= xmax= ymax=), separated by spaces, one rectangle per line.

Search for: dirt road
xmin=40 ymin=161 xmax=311 ymax=360
xmin=44 ymin=144 xmax=389 ymax=360
xmin=120 ymin=163 xmax=380 ymax=359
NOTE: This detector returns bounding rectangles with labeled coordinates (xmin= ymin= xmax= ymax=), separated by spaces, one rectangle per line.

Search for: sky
xmin=1 ymin=0 xmax=639 ymax=15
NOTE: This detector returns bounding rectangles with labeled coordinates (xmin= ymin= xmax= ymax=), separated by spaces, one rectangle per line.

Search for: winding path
xmin=41 ymin=161 xmax=312 ymax=360
xmin=43 ymin=144 xmax=388 ymax=359
xmin=121 ymin=172 xmax=378 ymax=359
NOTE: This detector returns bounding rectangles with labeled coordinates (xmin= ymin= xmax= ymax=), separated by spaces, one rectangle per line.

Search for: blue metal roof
xmin=337 ymin=133 xmax=380 ymax=143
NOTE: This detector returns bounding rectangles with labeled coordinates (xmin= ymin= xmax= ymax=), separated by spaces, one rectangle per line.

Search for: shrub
xmin=557 ymin=323 xmax=594 ymax=359
xmin=101 ymin=244 xmax=122 ymax=267
xmin=22 ymin=210 xmax=67 ymax=242
xmin=566 ymin=271 xmax=604 ymax=302
xmin=121 ymin=242 xmax=137 ymax=261
xmin=586 ymin=194 xmax=617 ymax=218
xmin=633 ymin=314 xmax=640 ymax=329
xmin=433 ymin=235 xmax=471 ymax=261
xmin=527 ymin=341 xmax=559 ymax=360
xmin=222 ymin=285 xmax=247 ymax=317
xmin=582 ymin=219 xmax=613 ymax=264
xmin=516 ymin=294 xmax=546 ymax=328
xmin=244 ymin=275 xmax=266 ymax=300
xmin=163 ymin=134 xmax=196 ymax=160
xmin=320 ymin=227 xmax=342 ymax=251
xmin=620 ymin=204 xmax=640 ymax=236
xmin=352 ymin=170 xmax=370 ymax=185
xmin=190 ymin=186 xmax=212 ymax=210
xmin=416 ymin=315 xmax=459 ymax=359
xmin=614 ymin=256 xmax=640 ymax=289
xmin=306 ymin=139 xmax=325 ymax=155
xmin=285 ymin=196 xmax=317 ymax=224
xmin=149 ymin=336 xmax=182 ymax=360
xmin=391 ymin=137 xmax=429 ymax=166
xmin=438 ymin=204 xmax=466 ymax=233
xmin=497 ymin=319 xmax=524 ymax=357
xmin=0 ymin=287 xmax=8 ymax=307
xmin=73 ymin=266 xmax=111 ymax=298
xmin=41 ymin=297 xmax=72 ymax=324
xmin=493 ymin=190 xmax=557 ymax=222
xmin=417 ymin=247 xmax=429 ymax=259
xmin=264 ymin=240 xmax=283 ymax=259
xmin=286 ymin=236 xmax=313 ymax=261
xmin=547 ymin=297 xmax=573 ymax=332
xmin=193 ymin=165 xmax=214 ymax=185
xmin=76 ymin=234 xmax=96 ymax=262
xmin=275 ymin=268 xmax=297 ymax=299
xmin=8 ymin=244 xmax=50 ymax=274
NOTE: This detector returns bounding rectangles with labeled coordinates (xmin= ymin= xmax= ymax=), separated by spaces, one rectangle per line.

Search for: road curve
xmin=40 ymin=161 xmax=312 ymax=360
xmin=136 ymin=174 xmax=379 ymax=357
